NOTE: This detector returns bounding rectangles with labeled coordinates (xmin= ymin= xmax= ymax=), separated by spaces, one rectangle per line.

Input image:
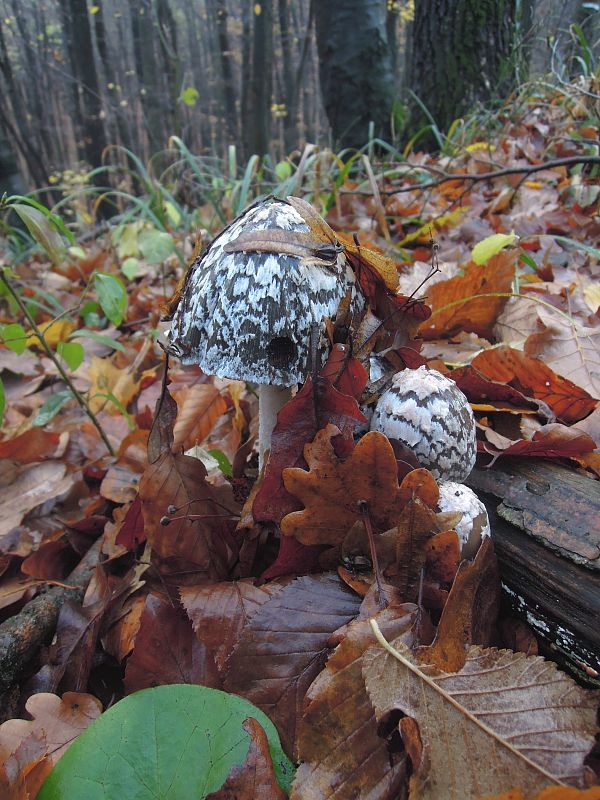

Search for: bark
xmin=215 ymin=0 xmax=239 ymax=143
xmin=406 ymin=0 xmax=520 ymax=146
xmin=248 ymin=0 xmax=274 ymax=156
xmin=467 ymin=461 xmax=600 ymax=686
xmin=315 ymin=0 xmax=394 ymax=150
xmin=278 ymin=0 xmax=298 ymax=152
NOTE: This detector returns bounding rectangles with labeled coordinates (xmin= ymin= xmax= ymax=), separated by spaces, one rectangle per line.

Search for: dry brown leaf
xmin=180 ymin=579 xmax=283 ymax=671
xmin=223 ymin=573 xmax=362 ymax=757
xmin=524 ymin=308 xmax=600 ymax=399
xmin=363 ymin=636 xmax=599 ymax=800
xmin=88 ymin=355 xmax=141 ymax=414
xmin=0 ymin=692 xmax=101 ymax=799
xmin=483 ymin=787 xmax=600 ymax=799
xmin=0 ymin=462 xmax=74 ymax=538
xmin=281 ymin=425 xmax=403 ymax=546
xmin=419 ymin=251 xmax=517 ymax=340
xmin=206 ymin=717 xmax=287 ymax=800
xmin=291 ymin=606 xmax=419 ymax=800
xmin=171 ymin=383 xmax=228 ymax=450
xmin=138 ymin=451 xmax=239 ymax=585
xmin=472 ymin=346 xmax=597 ymax=424
xmin=392 ymin=499 xmax=438 ymax=602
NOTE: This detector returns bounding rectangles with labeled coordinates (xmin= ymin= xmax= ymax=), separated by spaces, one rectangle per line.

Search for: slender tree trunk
xmin=406 ymin=0 xmax=520 ymax=145
xmin=315 ymin=0 xmax=394 ymax=150
xmin=215 ymin=0 xmax=239 ymax=143
xmin=248 ymin=0 xmax=274 ymax=156
xmin=278 ymin=0 xmax=298 ymax=153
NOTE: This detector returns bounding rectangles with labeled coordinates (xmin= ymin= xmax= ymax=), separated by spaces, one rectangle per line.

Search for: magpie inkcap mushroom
xmin=437 ymin=481 xmax=490 ymax=559
xmin=165 ymin=196 xmax=360 ymax=465
xmin=370 ymin=365 xmax=476 ymax=482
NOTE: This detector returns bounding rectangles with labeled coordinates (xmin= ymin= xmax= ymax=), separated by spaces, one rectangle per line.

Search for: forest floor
xmin=0 ymin=81 xmax=600 ymax=800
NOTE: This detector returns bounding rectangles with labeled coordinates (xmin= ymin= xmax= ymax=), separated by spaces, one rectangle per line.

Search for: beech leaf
xmin=364 ymin=631 xmax=599 ymax=800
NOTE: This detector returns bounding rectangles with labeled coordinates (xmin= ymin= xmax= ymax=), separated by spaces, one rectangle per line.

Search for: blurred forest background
xmin=0 ymin=0 xmax=598 ymax=205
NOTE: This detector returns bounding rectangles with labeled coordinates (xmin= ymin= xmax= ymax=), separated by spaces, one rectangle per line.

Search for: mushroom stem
xmin=258 ymin=384 xmax=294 ymax=470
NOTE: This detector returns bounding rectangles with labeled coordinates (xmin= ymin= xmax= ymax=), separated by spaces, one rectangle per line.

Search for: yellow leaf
xmin=90 ymin=5 xmax=100 ymax=13
xmin=254 ymin=3 xmax=261 ymax=13
xmin=398 ymin=208 xmax=466 ymax=247
xmin=88 ymin=356 xmax=141 ymax=415
xmin=26 ymin=320 xmax=76 ymax=349
xmin=524 ymin=180 xmax=543 ymax=189
xmin=583 ymin=283 xmax=600 ymax=313
xmin=471 ymin=232 xmax=518 ymax=265
xmin=465 ymin=142 xmax=496 ymax=153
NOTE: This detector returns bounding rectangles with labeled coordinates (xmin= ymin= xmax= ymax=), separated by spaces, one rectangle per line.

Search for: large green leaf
xmin=94 ymin=272 xmax=127 ymax=326
xmin=139 ymin=228 xmax=175 ymax=264
xmin=38 ymin=684 xmax=294 ymax=800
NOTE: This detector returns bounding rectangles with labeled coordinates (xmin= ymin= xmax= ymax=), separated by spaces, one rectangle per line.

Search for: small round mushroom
xmin=165 ymin=196 xmax=360 ymax=466
xmin=370 ymin=365 xmax=476 ymax=481
xmin=437 ymin=481 xmax=490 ymax=559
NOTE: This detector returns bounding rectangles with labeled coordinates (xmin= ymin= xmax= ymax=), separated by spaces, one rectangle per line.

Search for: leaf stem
xmin=0 ymin=268 xmax=115 ymax=456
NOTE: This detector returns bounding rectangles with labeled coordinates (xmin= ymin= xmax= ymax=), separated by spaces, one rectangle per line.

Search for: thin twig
xmin=0 ymin=268 xmax=115 ymax=456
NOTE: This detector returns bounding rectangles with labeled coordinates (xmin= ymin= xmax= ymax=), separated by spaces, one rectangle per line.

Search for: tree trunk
xmin=278 ymin=0 xmax=298 ymax=153
xmin=215 ymin=0 xmax=239 ymax=144
xmin=314 ymin=0 xmax=394 ymax=150
xmin=248 ymin=0 xmax=274 ymax=156
xmin=406 ymin=0 xmax=520 ymax=146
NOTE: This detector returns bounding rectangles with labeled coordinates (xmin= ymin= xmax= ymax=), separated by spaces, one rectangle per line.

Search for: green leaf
xmin=208 ymin=448 xmax=233 ymax=478
xmin=68 ymin=245 xmax=86 ymax=259
xmin=121 ymin=256 xmax=139 ymax=280
xmin=139 ymin=228 xmax=175 ymax=264
xmin=38 ymin=685 xmax=294 ymax=800
xmin=112 ymin=221 xmax=143 ymax=259
xmin=181 ymin=86 xmax=199 ymax=106
xmin=12 ymin=203 xmax=67 ymax=265
xmin=274 ymin=160 xmax=293 ymax=181
xmin=519 ymin=252 xmax=538 ymax=272
xmin=94 ymin=273 xmax=127 ymax=326
xmin=471 ymin=232 xmax=518 ymax=265
xmin=71 ymin=329 xmax=125 ymax=353
xmin=57 ymin=341 xmax=84 ymax=371
xmin=1 ymin=322 xmax=27 ymax=355
xmin=0 ymin=376 xmax=4 ymax=427
xmin=164 ymin=200 xmax=182 ymax=227
xmin=33 ymin=391 xmax=73 ymax=427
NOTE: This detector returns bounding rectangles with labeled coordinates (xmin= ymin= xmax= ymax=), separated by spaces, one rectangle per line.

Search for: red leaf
xmin=115 ymin=496 xmax=146 ymax=550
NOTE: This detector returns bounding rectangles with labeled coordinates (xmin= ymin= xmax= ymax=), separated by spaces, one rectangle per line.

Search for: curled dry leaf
xmin=206 ymin=717 xmax=287 ymax=800
xmin=419 ymin=537 xmax=500 ymax=672
xmin=223 ymin=573 xmax=361 ymax=757
xmin=471 ymin=346 xmax=597 ymax=425
xmin=0 ymin=692 xmax=102 ymax=799
xmin=124 ymin=592 xmax=221 ymax=693
xmin=419 ymin=251 xmax=517 ymax=340
xmin=291 ymin=605 xmax=420 ymax=800
xmin=363 ymin=634 xmax=599 ymax=800
xmin=138 ymin=451 xmax=240 ymax=585
xmin=483 ymin=423 xmax=596 ymax=465
xmin=281 ymin=426 xmax=404 ymax=546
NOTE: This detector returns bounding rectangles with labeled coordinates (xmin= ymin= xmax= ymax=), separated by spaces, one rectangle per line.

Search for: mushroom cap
xmin=437 ymin=481 xmax=490 ymax=557
xmin=370 ymin=365 xmax=476 ymax=481
xmin=166 ymin=197 xmax=359 ymax=386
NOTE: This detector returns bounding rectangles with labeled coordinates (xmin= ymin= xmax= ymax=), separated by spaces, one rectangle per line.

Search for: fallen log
xmin=0 ymin=537 xmax=102 ymax=720
xmin=467 ymin=460 xmax=600 ymax=686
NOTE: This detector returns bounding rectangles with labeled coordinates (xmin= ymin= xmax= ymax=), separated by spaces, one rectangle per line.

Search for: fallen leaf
xmin=223 ymin=573 xmax=361 ymax=756
xmin=206 ymin=717 xmax=287 ymax=800
xmin=363 ymin=636 xmax=599 ymax=799
xmin=21 ymin=540 xmax=75 ymax=581
xmin=418 ymin=537 xmax=501 ymax=672
xmin=0 ymin=692 xmax=101 ymax=799
xmin=290 ymin=606 xmax=419 ymax=800
xmin=114 ymin=496 xmax=146 ymax=550
xmin=180 ymin=579 xmax=283 ymax=671
xmin=483 ymin=787 xmax=600 ymax=800
xmin=0 ymin=462 xmax=74 ymax=538
xmin=524 ymin=307 xmax=600 ymax=399
xmin=483 ymin=423 xmax=596 ymax=464
xmin=147 ymin=368 xmax=178 ymax=463
xmin=138 ymin=451 xmax=240 ymax=585
xmin=419 ymin=251 xmax=517 ymax=339
xmin=124 ymin=592 xmax=220 ymax=692
xmin=0 ymin=430 xmax=67 ymax=463
xmin=88 ymin=355 xmax=141 ymax=415
xmin=172 ymin=383 xmax=229 ymax=451
xmin=392 ymin=498 xmax=438 ymax=602
xmin=253 ymin=378 xmax=366 ymax=525
xmin=281 ymin=426 xmax=403 ymax=546
xmin=471 ymin=346 xmax=597 ymax=424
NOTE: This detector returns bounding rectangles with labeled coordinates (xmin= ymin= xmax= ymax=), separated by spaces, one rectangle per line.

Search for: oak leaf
xmin=364 ymin=637 xmax=599 ymax=800
xmin=281 ymin=426 xmax=404 ymax=546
